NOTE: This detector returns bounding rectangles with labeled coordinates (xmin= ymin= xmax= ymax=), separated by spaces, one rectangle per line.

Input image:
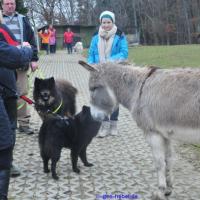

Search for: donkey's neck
xmin=102 ymin=64 xmax=148 ymax=110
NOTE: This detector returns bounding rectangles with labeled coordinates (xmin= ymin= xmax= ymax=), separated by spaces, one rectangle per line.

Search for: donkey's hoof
xmin=164 ymin=186 xmax=172 ymax=196
xmin=152 ymin=191 xmax=167 ymax=200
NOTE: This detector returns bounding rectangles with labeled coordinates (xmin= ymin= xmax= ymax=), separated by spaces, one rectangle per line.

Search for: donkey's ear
xmin=78 ymin=60 xmax=99 ymax=72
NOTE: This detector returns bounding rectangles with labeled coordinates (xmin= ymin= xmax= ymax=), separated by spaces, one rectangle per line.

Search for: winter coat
xmin=87 ymin=28 xmax=128 ymax=64
xmin=3 ymin=12 xmax=38 ymax=62
xmin=0 ymin=24 xmax=19 ymax=99
xmin=0 ymin=26 xmax=32 ymax=150
xmin=49 ymin=29 xmax=56 ymax=45
xmin=64 ymin=31 xmax=74 ymax=44
xmin=38 ymin=32 xmax=50 ymax=44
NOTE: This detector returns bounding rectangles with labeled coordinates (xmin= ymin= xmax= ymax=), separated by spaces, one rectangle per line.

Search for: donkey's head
xmin=79 ymin=61 xmax=118 ymax=121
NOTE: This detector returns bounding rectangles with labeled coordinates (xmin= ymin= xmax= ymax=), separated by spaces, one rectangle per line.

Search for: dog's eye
xmin=90 ymin=86 xmax=101 ymax=92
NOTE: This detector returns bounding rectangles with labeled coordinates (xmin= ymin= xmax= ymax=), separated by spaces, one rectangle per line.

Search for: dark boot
xmin=0 ymin=169 xmax=10 ymax=200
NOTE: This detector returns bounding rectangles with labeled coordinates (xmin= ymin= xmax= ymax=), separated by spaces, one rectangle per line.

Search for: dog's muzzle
xmin=90 ymin=105 xmax=108 ymax=122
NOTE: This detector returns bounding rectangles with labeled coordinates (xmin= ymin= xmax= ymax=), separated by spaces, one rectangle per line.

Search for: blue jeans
xmin=43 ymin=44 xmax=49 ymax=55
xmin=104 ymin=107 xmax=119 ymax=121
xmin=66 ymin=43 xmax=73 ymax=54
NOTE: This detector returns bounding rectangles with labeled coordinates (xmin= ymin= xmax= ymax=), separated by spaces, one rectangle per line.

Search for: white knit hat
xmin=99 ymin=11 xmax=115 ymax=23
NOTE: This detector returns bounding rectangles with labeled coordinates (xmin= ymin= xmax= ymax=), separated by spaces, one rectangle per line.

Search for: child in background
xmin=38 ymin=28 xmax=50 ymax=55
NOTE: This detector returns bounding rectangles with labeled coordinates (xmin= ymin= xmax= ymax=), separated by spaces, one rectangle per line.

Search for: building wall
xmin=80 ymin=27 xmax=97 ymax=48
xmin=55 ymin=26 xmax=96 ymax=49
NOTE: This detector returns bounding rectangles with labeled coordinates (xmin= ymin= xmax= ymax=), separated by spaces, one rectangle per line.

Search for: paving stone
xmin=8 ymin=51 xmax=200 ymax=200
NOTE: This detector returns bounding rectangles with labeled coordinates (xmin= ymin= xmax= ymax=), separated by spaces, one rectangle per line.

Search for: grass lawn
xmin=129 ymin=44 xmax=200 ymax=68
xmin=83 ymin=44 xmax=200 ymax=68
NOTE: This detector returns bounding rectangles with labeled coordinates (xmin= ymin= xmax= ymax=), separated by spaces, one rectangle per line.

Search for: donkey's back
xmin=135 ymin=68 xmax=200 ymax=143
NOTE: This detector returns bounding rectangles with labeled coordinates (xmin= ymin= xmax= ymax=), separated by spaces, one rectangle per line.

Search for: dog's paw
xmin=52 ymin=174 xmax=59 ymax=180
xmin=44 ymin=168 xmax=50 ymax=173
xmin=73 ymin=168 xmax=80 ymax=174
xmin=84 ymin=163 xmax=94 ymax=167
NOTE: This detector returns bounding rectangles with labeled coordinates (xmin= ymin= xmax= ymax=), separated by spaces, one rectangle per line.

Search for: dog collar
xmin=52 ymin=99 xmax=63 ymax=114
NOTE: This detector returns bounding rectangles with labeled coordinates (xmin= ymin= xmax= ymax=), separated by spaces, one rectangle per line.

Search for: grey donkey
xmin=79 ymin=60 xmax=200 ymax=200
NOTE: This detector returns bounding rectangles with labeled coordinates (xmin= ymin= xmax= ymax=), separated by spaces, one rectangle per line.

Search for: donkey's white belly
xmin=159 ymin=126 xmax=200 ymax=144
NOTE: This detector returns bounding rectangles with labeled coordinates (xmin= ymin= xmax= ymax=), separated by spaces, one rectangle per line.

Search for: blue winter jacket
xmin=87 ymin=29 xmax=128 ymax=64
xmin=0 ymin=41 xmax=32 ymax=150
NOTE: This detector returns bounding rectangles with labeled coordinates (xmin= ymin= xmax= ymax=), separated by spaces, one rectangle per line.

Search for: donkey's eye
xmin=90 ymin=87 xmax=98 ymax=92
xmin=90 ymin=85 xmax=102 ymax=92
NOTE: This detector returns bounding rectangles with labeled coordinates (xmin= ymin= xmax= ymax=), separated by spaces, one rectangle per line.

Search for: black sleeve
xmin=0 ymin=41 xmax=33 ymax=69
xmin=23 ymin=17 xmax=39 ymax=62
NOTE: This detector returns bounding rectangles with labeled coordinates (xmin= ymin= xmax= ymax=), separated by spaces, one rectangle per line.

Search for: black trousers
xmin=50 ymin=44 xmax=56 ymax=53
xmin=0 ymin=148 xmax=12 ymax=200
xmin=0 ymin=148 xmax=12 ymax=170
xmin=4 ymin=98 xmax=17 ymax=146
xmin=42 ymin=44 xmax=49 ymax=55
xmin=0 ymin=97 xmax=16 ymax=200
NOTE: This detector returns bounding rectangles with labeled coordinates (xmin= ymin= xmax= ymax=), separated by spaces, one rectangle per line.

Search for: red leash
xmin=0 ymin=81 xmax=35 ymax=105
xmin=20 ymin=95 xmax=35 ymax=105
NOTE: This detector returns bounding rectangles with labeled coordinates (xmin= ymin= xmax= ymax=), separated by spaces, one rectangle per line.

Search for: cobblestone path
xmin=9 ymin=51 xmax=200 ymax=200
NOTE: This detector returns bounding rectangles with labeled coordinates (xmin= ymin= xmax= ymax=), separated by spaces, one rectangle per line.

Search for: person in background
xmin=48 ymin=24 xmax=56 ymax=54
xmin=38 ymin=28 xmax=50 ymax=55
xmin=2 ymin=0 xmax=39 ymax=140
xmin=63 ymin=27 xmax=74 ymax=54
xmin=0 ymin=10 xmax=33 ymax=200
xmin=87 ymin=10 xmax=128 ymax=138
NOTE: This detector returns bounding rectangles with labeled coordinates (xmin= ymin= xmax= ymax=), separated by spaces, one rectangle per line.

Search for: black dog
xmin=33 ymin=77 xmax=77 ymax=119
xmin=39 ymin=105 xmax=101 ymax=180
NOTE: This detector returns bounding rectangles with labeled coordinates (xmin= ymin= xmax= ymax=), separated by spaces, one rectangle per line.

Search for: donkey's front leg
xmin=146 ymin=133 xmax=167 ymax=200
xmin=164 ymin=138 xmax=173 ymax=196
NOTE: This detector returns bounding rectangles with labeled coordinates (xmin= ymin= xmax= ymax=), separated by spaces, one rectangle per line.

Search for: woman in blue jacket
xmin=0 ymin=21 xmax=32 ymax=199
xmin=87 ymin=10 xmax=128 ymax=138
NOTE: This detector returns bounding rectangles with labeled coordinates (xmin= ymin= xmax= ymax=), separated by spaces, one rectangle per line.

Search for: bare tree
xmin=24 ymin=0 xmax=78 ymax=27
xmin=77 ymin=0 xmax=96 ymax=25
xmin=24 ymin=0 xmax=200 ymax=44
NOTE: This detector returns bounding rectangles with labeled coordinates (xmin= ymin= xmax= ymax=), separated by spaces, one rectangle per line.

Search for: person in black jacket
xmin=0 ymin=11 xmax=32 ymax=199
xmin=0 ymin=40 xmax=32 ymax=200
xmin=2 ymin=0 xmax=39 ymax=137
xmin=2 ymin=0 xmax=39 ymax=178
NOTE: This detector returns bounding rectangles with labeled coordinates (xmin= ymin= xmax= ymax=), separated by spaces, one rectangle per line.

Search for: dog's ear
xmin=48 ymin=77 xmax=55 ymax=88
xmin=49 ymin=77 xmax=55 ymax=82
xmin=34 ymin=77 xmax=41 ymax=86
xmin=82 ymin=105 xmax=90 ymax=113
